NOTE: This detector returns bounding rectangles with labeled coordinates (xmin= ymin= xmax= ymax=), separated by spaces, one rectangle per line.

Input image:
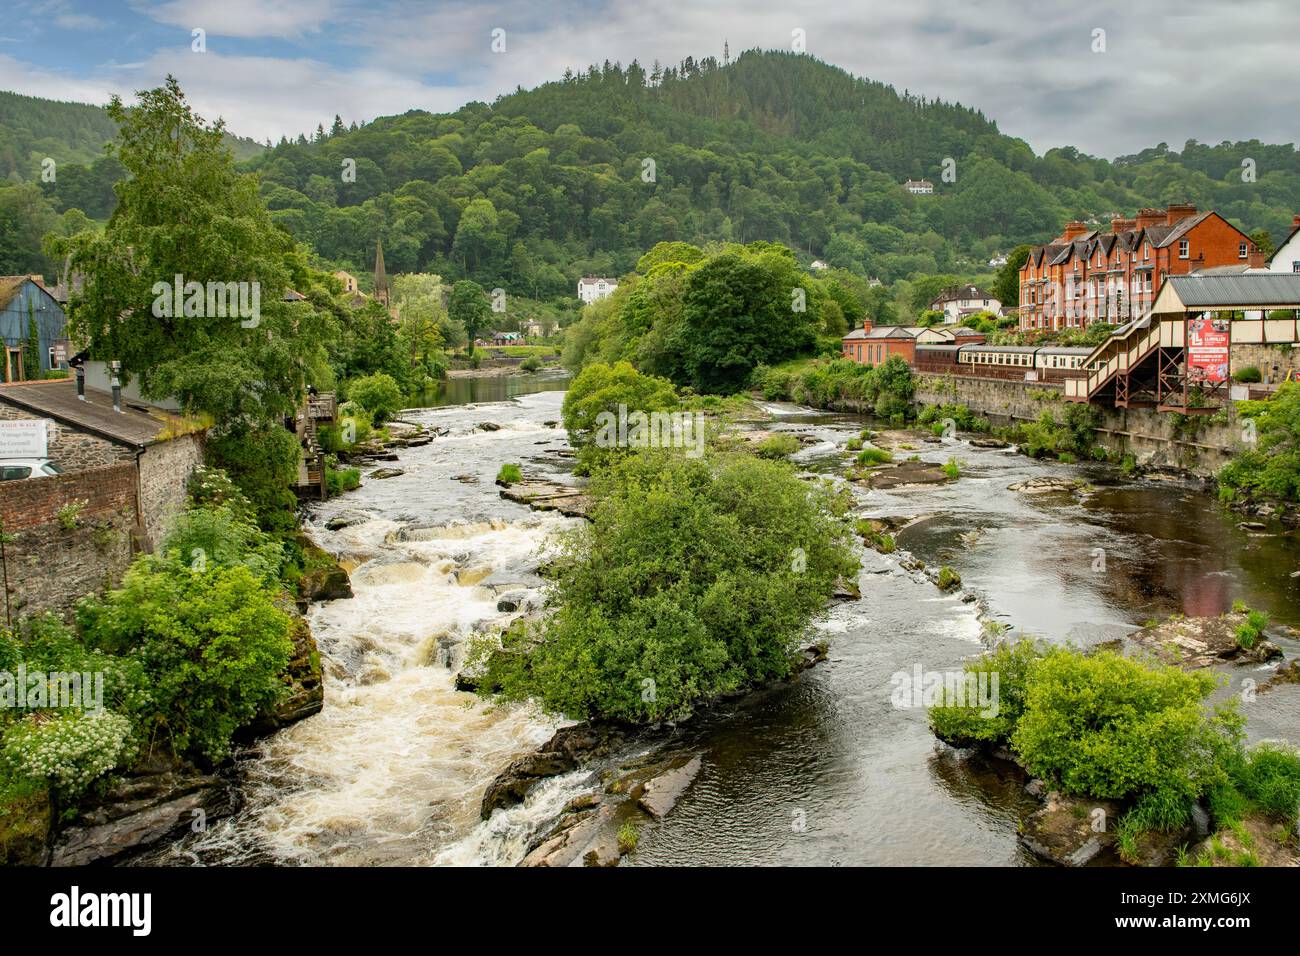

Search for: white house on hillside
xmin=578 ymin=276 xmax=618 ymax=303
xmin=904 ymin=179 xmax=934 ymax=195
xmin=1269 ymin=215 xmax=1300 ymax=274
xmin=929 ymin=284 xmax=1002 ymax=324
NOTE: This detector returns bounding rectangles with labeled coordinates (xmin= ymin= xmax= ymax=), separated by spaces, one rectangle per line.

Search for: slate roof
xmin=0 ymin=379 xmax=185 ymax=448
xmin=1163 ymin=273 xmax=1300 ymax=308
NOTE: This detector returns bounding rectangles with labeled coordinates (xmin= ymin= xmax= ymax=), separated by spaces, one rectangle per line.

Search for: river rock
xmin=1127 ymin=613 xmax=1283 ymax=668
xmin=499 ymin=480 xmax=590 ymax=519
xmin=368 ymin=467 xmax=405 ymax=480
xmin=296 ymin=538 xmax=353 ymax=605
xmin=1018 ymin=791 xmax=1120 ymax=866
xmin=51 ymin=760 xmax=236 ymax=866
xmin=1007 ymin=476 xmax=1085 ymax=495
xmin=477 ymin=422 xmax=502 ymax=431
xmin=241 ymin=614 xmax=325 ymax=738
xmin=481 ymin=723 xmax=628 ymax=818
xmin=969 ymin=437 xmax=1009 ymax=449
xmin=638 ymin=756 xmax=702 ymax=821
xmin=858 ymin=459 xmax=952 ymax=490
xmin=325 ymin=510 xmax=370 ymax=531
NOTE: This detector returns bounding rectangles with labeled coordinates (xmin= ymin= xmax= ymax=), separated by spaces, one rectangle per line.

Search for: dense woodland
xmin=4 ymin=50 xmax=1300 ymax=306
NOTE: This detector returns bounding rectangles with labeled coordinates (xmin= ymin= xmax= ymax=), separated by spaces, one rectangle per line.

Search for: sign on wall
xmin=1187 ymin=316 xmax=1230 ymax=385
xmin=0 ymin=419 xmax=49 ymax=458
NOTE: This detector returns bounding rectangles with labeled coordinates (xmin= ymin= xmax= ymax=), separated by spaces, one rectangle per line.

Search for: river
xmin=144 ymin=371 xmax=1300 ymax=866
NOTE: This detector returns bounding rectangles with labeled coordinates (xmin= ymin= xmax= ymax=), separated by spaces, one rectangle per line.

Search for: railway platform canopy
xmin=1064 ymin=274 xmax=1300 ymax=412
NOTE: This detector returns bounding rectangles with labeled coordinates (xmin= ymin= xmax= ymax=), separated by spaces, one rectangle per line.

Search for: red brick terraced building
xmin=1018 ymin=205 xmax=1265 ymax=331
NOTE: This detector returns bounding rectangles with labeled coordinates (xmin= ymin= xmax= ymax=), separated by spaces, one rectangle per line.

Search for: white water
xmin=154 ymin=390 xmax=588 ymax=866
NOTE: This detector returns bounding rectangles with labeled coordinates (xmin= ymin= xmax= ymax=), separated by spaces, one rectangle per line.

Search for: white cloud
xmin=140 ymin=0 xmax=339 ymax=39
xmin=3 ymin=0 xmax=1300 ymax=156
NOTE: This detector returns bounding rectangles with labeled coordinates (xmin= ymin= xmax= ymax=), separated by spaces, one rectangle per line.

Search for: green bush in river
xmin=471 ymin=449 xmax=858 ymax=723
xmin=753 ymin=433 xmax=800 ymax=459
xmin=1011 ymin=648 xmax=1240 ymax=805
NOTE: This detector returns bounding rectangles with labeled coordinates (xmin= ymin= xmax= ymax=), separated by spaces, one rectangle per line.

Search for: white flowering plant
xmin=2 ymin=712 xmax=133 ymax=798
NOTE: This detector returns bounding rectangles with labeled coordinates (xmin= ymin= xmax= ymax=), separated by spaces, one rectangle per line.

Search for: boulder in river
xmin=1125 ymin=612 xmax=1283 ymax=668
xmin=638 ymin=755 xmax=703 ymax=821
xmin=51 ymin=758 xmax=237 ymax=866
xmin=1007 ymin=476 xmax=1085 ymax=495
xmin=499 ymin=480 xmax=590 ymax=519
xmin=368 ymin=467 xmax=405 ymax=480
xmin=481 ymin=723 xmax=628 ymax=819
xmin=1018 ymin=791 xmax=1121 ymax=866
xmin=477 ymin=422 xmax=502 ymax=432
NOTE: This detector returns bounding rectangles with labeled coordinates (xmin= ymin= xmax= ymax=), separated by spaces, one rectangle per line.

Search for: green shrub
xmin=496 ymin=463 xmax=523 ymax=484
xmin=472 ymin=450 xmax=857 ymax=723
xmin=753 ymin=433 xmax=800 ymax=459
xmin=561 ymin=361 xmax=679 ymax=473
xmin=520 ymin=355 xmax=542 ymax=372
xmin=325 ymin=467 xmax=361 ymax=496
xmin=347 ymin=372 xmax=404 ymax=424
xmin=77 ymin=556 xmax=293 ymax=764
xmin=1232 ymin=366 xmax=1261 ymax=384
xmin=928 ymin=640 xmax=1040 ymax=747
xmin=207 ymin=425 xmax=302 ymax=532
xmin=1233 ymin=744 xmax=1300 ymax=822
xmin=941 ymin=458 xmax=961 ymax=479
xmin=845 ymin=437 xmax=863 ymax=452
xmin=856 ymin=447 xmax=892 ymax=466
xmin=1011 ymin=649 xmax=1240 ymax=803
xmin=1235 ymin=609 xmax=1269 ymax=649
xmin=161 ymin=500 xmax=286 ymax=585
xmin=1217 ymin=382 xmax=1300 ymax=503
xmin=937 ymin=566 xmax=961 ymax=590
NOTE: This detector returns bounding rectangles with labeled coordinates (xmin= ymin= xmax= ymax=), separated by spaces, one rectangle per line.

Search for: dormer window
xmin=1144 ymin=244 xmax=1151 ymax=260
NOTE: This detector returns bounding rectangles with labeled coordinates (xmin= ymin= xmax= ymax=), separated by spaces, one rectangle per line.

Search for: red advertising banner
xmin=1187 ymin=316 xmax=1230 ymax=385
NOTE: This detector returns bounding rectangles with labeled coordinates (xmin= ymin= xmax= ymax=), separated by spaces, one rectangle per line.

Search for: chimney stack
xmin=1061 ymin=221 xmax=1088 ymax=242
xmin=862 ymin=317 xmax=873 ymax=334
xmin=1293 ymin=214 xmax=1300 ymax=229
xmin=1165 ymin=203 xmax=1197 ymax=225
xmin=1136 ymin=207 xmax=1164 ymax=229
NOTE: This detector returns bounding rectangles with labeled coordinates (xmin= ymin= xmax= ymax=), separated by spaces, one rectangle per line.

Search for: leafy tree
xmin=50 ymin=77 xmax=328 ymax=427
xmin=448 ymin=279 xmax=490 ymax=353
xmin=992 ymin=244 xmax=1031 ymax=310
xmin=675 ymin=248 xmax=819 ymax=393
xmin=347 ymin=372 xmax=404 ymax=423
xmin=562 ymin=361 xmax=679 ymax=472
xmin=474 ymin=449 xmax=857 ymax=722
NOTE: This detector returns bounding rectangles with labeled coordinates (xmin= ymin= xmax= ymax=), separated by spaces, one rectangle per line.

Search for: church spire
xmin=373 ymin=237 xmax=389 ymax=307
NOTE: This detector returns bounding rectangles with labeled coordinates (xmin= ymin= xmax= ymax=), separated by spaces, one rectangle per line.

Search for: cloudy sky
xmin=2 ymin=0 xmax=1297 ymax=158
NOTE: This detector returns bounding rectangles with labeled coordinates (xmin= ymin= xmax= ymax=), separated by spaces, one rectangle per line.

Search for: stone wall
xmin=914 ymin=373 xmax=1247 ymax=477
xmin=0 ymin=462 xmax=139 ymax=619
xmin=137 ymin=433 xmax=204 ymax=549
xmin=0 ymin=402 xmax=133 ymax=471
xmin=1228 ymin=342 xmax=1300 ymax=382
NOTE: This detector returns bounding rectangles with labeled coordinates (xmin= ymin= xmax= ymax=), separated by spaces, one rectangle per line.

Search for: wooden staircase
xmin=1065 ymin=317 xmax=1165 ymax=408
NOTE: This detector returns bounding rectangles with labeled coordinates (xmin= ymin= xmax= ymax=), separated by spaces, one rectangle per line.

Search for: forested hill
xmin=242 ymin=50 xmax=1300 ymax=295
xmin=6 ymin=51 xmax=1300 ymax=292
xmin=0 ymin=89 xmax=265 ymax=180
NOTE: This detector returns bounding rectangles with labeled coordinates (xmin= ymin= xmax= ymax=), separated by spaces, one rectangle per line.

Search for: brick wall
xmin=0 ymin=462 xmax=138 ymax=533
xmin=0 ymin=463 xmax=139 ymax=619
